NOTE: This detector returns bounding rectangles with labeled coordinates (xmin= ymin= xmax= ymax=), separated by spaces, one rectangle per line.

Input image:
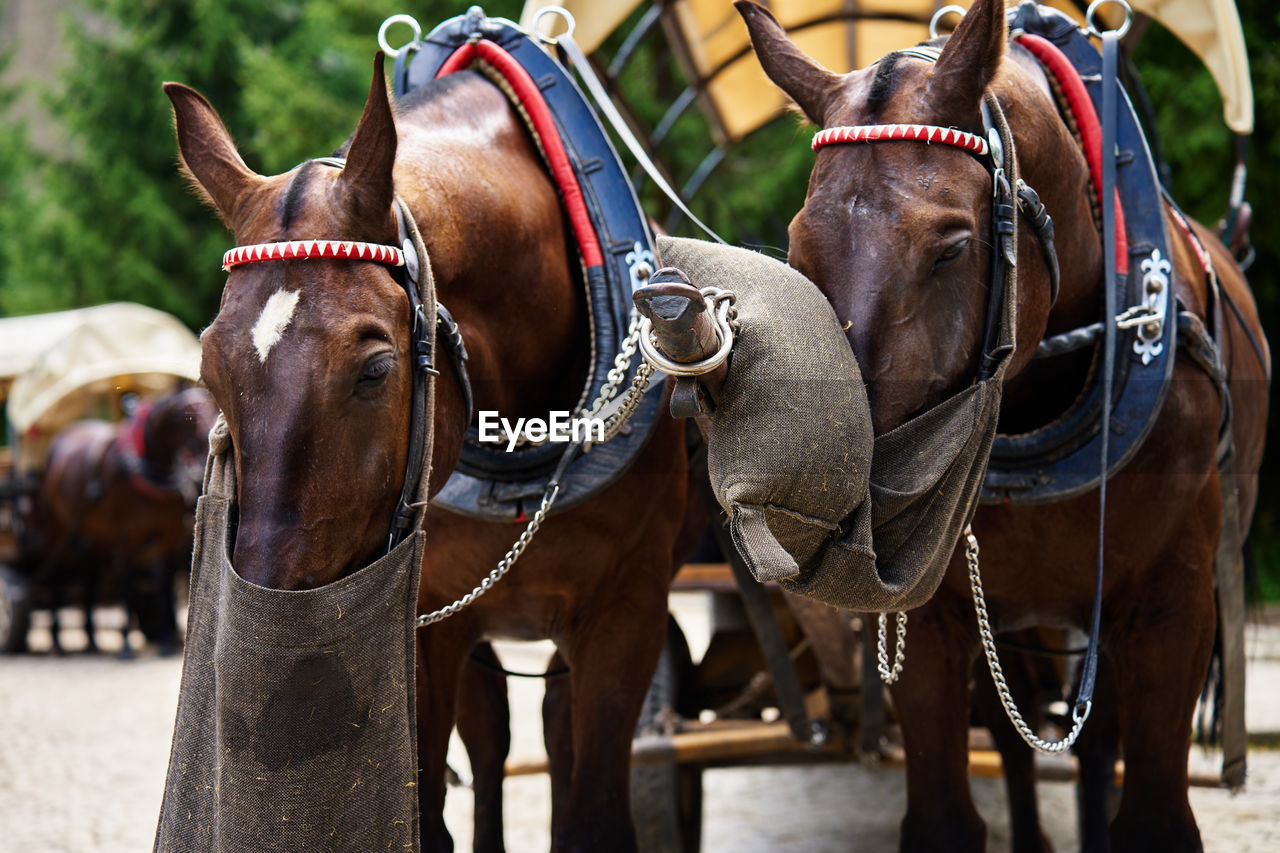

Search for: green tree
xmin=0 ymin=0 xmax=440 ymax=328
xmin=0 ymin=49 xmax=44 ymax=317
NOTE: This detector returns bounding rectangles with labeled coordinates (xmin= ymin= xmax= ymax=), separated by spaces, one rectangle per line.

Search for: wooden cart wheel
xmin=631 ymin=614 xmax=703 ymax=852
xmin=0 ymin=565 xmax=32 ymax=653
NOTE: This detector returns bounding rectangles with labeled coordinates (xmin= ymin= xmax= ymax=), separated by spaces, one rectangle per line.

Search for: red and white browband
xmin=812 ymin=123 xmax=989 ymax=156
xmin=222 ymin=239 xmax=405 ymax=271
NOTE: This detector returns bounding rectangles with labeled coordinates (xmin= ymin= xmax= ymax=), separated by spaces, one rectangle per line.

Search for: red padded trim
xmin=1168 ymin=205 xmax=1212 ymax=274
xmin=436 ymin=40 xmax=604 ymax=268
xmin=437 ymin=42 xmax=476 ymax=76
xmin=813 ymin=123 xmax=989 ymax=155
xmin=1016 ymin=33 xmax=1128 ymax=275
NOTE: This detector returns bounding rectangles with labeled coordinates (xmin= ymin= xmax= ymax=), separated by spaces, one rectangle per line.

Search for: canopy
xmin=3 ymin=303 xmax=202 ymax=460
xmin=522 ymin=0 xmax=1253 ymax=138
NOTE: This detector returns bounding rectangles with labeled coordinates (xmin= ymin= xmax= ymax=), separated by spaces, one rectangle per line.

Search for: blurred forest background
xmin=2 ymin=0 xmax=1278 ymax=596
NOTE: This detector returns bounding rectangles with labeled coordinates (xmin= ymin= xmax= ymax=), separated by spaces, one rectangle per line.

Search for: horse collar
xmin=393 ymin=9 xmax=664 ymax=524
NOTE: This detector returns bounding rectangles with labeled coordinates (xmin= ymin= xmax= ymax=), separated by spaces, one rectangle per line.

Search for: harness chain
xmin=491 ymin=309 xmax=646 ymax=449
xmin=417 ymin=483 xmax=560 ymax=627
xmin=876 ymin=612 xmax=907 ymax=684
xmin=416 ymin=312 xmax=655 ymax=628
xmin=966 ymin=525 xmax=1090 ymax=751
xmin=417 ymin=283 xmax=744 ymax=625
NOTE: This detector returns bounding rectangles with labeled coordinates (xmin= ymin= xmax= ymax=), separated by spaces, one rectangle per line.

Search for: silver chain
xmin=418 ymin=313 xmax=654 ymax=628
xmin=495 ymin=310 xmax=647 ymax=448
xmin=417 ymin=484 xmax=560 ymax=627
xmin=584 ymin=311 xmax=649 ymax=416
xmin=876 ymin=612 xmax=908 ymax=684
xmin=966 ymin=524 xmax=1092 ymax=753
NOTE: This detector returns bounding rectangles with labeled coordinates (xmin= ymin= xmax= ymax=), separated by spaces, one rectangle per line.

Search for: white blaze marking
xmin=252 ymin=288 xmax=300 ymax=363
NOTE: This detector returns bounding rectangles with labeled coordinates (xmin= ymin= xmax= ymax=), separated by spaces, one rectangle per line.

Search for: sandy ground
xmin=2 ymin=598 xmax=1279 ymax=852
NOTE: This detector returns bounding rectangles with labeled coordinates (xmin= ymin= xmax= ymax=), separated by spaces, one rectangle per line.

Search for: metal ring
xmin=929 ymin=5 xmax=967 ymax=39
xmin=636 ymin=302 xmax=735 ymax=378
xmin=1085 ymin=0 xmax=1133 ymax=40
xmin=378 ymin=14 xmax=422 ymax=58
xmin=531 ymin=6 xmax=576 ymax=45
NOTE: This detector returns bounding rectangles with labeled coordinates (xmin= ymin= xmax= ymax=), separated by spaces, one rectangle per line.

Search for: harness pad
xmin=393 ymin=9 xmax=663 ymax=521
xmin=981 ymin=2 xmax=1177 ymax=504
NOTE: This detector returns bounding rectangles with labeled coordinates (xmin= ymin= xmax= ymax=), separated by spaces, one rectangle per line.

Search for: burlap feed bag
xmin=154 ymin=419 xmax=425 ymax=852
xmin=659 ymin=235 xmax=1014 ymax=613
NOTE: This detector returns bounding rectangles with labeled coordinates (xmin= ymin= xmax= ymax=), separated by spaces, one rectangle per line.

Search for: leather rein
xmin=220 ymin=156 xmax=473 ymax=552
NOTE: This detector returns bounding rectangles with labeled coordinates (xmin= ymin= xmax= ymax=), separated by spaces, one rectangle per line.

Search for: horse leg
xmin=893 ymin=591 xmax=986 ymax=853
xmin=455 ymin=642 xmax=510 ymax=853
xmin=84 ymin=565 xmax=105 ymax=655
xmin=555 ymin=589 xmax=668 ymax=853
xmin=971 ymin=644 xmax=1053 ymax=853
xmin=155 ymin=557 xmax=180 ymax=656
xmin=542 ymin=651 xmax=573 ymax=844
xmin=1074 ymin=662 xmax=1120 ymax=853
xmin=416 ymin=626 xmax=470 ymax=853
xmin=48 ymin=581 xmax=65 ymax=656
xmin=1105 ymin=551 xmax=1215 ymax=852
xmin=116 ymin=558 xmax=139 ymax=660
xmin=783 ymin=592 xmax=861 ymax=737
xmin=37 ymin=545 xmax=71 ymax=655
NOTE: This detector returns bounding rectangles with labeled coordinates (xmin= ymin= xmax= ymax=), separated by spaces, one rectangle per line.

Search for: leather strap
xmin=1075 ymin=28 xmax=1122 ymax=719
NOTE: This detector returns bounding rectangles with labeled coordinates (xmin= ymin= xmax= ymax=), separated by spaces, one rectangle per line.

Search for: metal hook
xmin=1085 ymin=0 xmax=1133 ymax=40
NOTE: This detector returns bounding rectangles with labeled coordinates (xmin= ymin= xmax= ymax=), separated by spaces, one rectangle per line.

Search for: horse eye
xmin=938 ymin=239 xmax=968 ymax=261
xmin=358 ymin=357 xmax=393 ymax=385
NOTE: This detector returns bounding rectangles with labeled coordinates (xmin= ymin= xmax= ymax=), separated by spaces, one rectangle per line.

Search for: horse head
xmin=165 ymin=57 xmax=460 ymax=590
xmin=166 ymin=51 xmax=583 ymax=591
xmin=145 ymin=386 xmax=220 ymax=505
xmin=738 ymin=0 xmax=1099 ymax=434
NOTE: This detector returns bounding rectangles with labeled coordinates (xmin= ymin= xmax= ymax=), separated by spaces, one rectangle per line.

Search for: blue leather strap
xmin=1075 ymin=27 xmax=1122 ymax=718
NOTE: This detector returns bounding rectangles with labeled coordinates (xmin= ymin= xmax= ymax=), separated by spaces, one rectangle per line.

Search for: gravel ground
xmin=2 ymin=601 xmax=1279 ymax=852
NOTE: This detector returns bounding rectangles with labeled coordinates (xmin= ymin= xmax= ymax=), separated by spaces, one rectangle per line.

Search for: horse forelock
xmin=865 ymin=52 xmax=904 ymax=114
xmin=279 ymin=160 xmax=318 ymax=231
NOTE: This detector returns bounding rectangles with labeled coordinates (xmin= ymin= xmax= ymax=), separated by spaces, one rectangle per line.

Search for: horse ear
xmin=927 ymin=0 xmax=1006 ymax=122
xmin=163 ymin=82 xmax=262 ymax=226
xmin=339 ymin=52 xmax=397 ymax=227
xmin=736 ymin=1 xmax=842 ymax=126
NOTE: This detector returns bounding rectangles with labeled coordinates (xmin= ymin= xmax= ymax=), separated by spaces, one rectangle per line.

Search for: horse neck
xmin=396 ymin=80 xmax=588 ymax=420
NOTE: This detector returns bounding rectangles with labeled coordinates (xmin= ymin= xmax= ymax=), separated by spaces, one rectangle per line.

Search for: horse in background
xmin=165 ymin=51 xmax=691 ymax=851
xmin=739 ymin=0 xmax=1268 ymax=849
xmin=32 ymin=385 xmax=217 ymax=655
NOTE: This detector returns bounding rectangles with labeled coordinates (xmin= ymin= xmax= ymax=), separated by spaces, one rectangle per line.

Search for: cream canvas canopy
xmin=522 ymin=0 xmax=1253 ymax=139
xmin=1 ymin=303 xmax=202 ymax=469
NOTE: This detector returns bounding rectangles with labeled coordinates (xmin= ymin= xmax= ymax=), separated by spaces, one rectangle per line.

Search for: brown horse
xmin=739 ymin=0 xmax=1268 ymax=849
xmin=33 ymin=385 xmax=217 ymax=655
xmin=164 ymin=54 xmax=690 ymax=851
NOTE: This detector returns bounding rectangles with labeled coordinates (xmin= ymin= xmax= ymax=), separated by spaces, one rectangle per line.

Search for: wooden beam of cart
xmin=504 ymin=720 xmax=1229 ymax=789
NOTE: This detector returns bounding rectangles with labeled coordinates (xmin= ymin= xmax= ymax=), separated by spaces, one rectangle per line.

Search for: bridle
xmin=219 ymin=156 xmax=473 ymax=552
